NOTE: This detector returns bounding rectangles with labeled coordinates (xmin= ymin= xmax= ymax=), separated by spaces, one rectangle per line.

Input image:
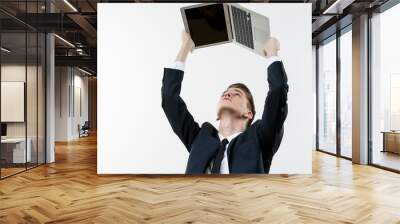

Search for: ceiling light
xmin=76 ymin=48 xmax=85 ymax=55
xmin=322 ymin=0 xmax=354 ymax=14
xmin=54 ymin=34 xmax=75 ymax=48
xmin=323 ymin=0 xmax=340 ymax=14
xmin=1 ymin=47 xmax=11 ymax=53
xmin=63 ymin=0 xmax=78 ymax=12
xmin=78 ymin=67 xmax=93 ymax=76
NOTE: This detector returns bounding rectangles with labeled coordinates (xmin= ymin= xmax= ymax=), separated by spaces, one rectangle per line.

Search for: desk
xmin=382 ymin=131 xmax=400 ymax=154
xmin=1 ymin=138 xmax=32 ymax=163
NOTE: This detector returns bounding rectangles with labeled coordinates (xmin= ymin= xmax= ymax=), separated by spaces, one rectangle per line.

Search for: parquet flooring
xmin=0 ymin=167 xmax=26 ymax=178
xmin=1 ymin=134 xmax=400 ymax=223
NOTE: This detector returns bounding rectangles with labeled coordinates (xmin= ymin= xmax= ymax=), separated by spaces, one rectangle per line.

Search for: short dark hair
xmin=227 ymin=83 xmax=255 ymax=127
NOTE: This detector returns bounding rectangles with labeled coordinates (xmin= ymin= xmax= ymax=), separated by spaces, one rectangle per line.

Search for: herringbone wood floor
xmin=1 ymin=134 xmax=400 ymax=224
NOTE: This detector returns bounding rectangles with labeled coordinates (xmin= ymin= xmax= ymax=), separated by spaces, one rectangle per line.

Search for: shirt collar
xmin=218 ymin=132 xmax=242 ymax=142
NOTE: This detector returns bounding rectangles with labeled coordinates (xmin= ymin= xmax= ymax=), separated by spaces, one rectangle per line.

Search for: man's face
xmin=217 ymin=87 xmax=253 ymax=120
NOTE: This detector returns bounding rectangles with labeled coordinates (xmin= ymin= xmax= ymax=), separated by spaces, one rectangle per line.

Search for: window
xmin=318 ymin=37 xmax=337 ymax=154
xmin=339 ymin=29 xmax=352 ymax=158
xmin=370 ymin=3 xmax=400 ymax=171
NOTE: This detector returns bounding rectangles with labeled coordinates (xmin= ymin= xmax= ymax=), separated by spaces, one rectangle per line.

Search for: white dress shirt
xmin=265 ymin=56 xmax=281 ymax=68
xmin=210 ymin=132 xmax=242 ymax=174
xmin=166 ymin=56 xmax=281 ymax=174
xmin=168 ymin=61 xmax=186 ymax=71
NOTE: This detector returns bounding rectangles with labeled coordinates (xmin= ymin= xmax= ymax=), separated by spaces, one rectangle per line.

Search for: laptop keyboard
xmin=231 ymin=6 xmax=254 ymax=49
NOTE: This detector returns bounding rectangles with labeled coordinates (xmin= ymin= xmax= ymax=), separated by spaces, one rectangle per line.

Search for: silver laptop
xmin=181 ymin=3 xmax=270 ymax=57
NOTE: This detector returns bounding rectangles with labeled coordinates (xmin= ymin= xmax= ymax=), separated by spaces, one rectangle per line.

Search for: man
xmin=161 ymin=31 xmax=288 ymax=174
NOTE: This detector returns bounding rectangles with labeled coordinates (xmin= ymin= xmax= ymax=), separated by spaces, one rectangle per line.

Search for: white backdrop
xmin=98 ymin=3 xmax=313 ymax=174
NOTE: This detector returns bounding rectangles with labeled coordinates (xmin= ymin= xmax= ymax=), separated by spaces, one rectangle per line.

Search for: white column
xmin=352 ymin=14 xmax=369 ymax=164
xmin=46 ymin=1 xmax=55 ymax=163
xmin=46 ymin=33 xmax=55 ymax=163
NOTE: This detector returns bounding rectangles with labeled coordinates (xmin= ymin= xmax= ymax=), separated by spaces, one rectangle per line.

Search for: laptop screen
xmin=1 ymin=123 xmax=6 ymax=137
xmin=184 ymin=4 xmax=229 ymax=47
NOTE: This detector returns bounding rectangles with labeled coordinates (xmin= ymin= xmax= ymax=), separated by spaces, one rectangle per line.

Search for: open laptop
xmin=181 ymin=3 xmax=270 ymax=57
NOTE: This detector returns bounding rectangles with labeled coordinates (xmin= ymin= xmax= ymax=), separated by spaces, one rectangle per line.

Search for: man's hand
xmin=175 ymin=30 xmax=194 ymax=62
xmin=263 ymin=37 xmax=280 ymax=58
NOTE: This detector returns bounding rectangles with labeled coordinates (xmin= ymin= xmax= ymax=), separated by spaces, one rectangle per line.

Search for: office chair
xmin=79 ymin=121 xmax=90 ymax=138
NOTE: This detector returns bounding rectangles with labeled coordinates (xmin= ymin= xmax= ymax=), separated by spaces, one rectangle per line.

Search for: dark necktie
xmin=211 ymin=138 xmax=229 ymax=174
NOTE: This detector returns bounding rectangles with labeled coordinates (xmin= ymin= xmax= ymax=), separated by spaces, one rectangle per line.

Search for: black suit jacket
xmin=161 ymin=61 xmax=288 ymax=174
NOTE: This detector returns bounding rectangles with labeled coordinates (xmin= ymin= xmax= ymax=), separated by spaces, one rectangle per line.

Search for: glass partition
xmin=0 ymin=1 xmax=46 ymax=179
xmin=27 ymin=30 xmax=38 ymax=169
xmin=38 ymin=32 xmax=45 ymax=165
xmin=1 ymin=31 xmax=28 ymax=177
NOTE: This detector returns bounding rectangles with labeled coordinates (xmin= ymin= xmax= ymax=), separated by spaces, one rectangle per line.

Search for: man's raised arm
xmin=257 ymin=38 xmax=289 ymax=171
xmin=161 ymin=31 xmax=200 ymax=152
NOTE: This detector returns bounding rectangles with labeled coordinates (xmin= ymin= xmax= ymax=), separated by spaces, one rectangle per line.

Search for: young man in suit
xmin=161 ymin=31 xmax=288 ymax=174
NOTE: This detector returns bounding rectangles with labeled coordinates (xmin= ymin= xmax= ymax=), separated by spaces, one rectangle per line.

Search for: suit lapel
xmin=185 ymin=122 xmax=220 ymax=174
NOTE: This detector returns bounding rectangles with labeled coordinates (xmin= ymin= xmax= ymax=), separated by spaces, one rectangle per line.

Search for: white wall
xmin=55 ymin=67 xmax=89 ymax=141
xmin=55 ymin=67 xmax=69 ymax=141
xmin=76 ymin=71 xmax=89 ymax=136
xmin=98 ymin=3 xmax=313 ymax=174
